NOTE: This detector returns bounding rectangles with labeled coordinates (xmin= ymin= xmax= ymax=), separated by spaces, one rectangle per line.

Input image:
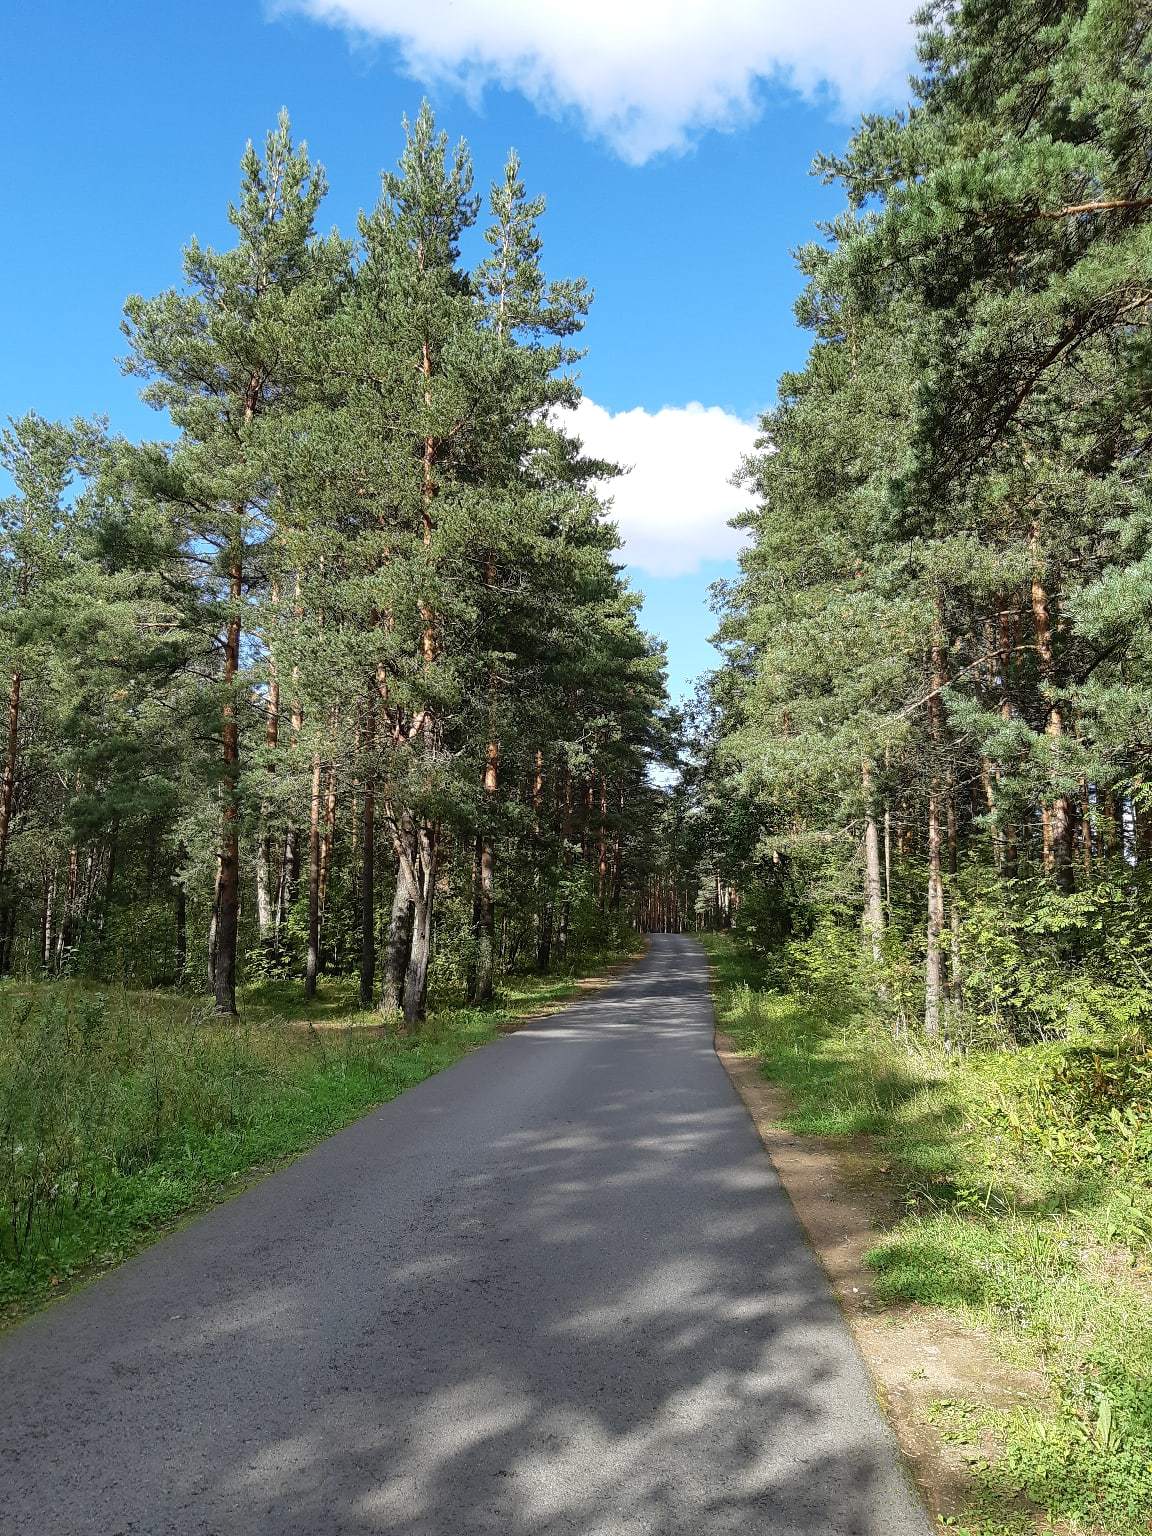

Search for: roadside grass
xmin=701 ymin=931 xmax=1152 ymax=1536
xmin=0 ymin=950 xmax=636 ymax=1321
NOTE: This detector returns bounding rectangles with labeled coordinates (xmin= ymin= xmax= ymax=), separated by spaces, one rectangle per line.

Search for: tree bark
xmin=304 ymin=752 xmax=323 ymax=998
xmin=380 ymin=845 xmax=414 ymax=1014
xmin=469 ymin=736 xmax=499 ymax=1005
xmin=402 ymin=822 xmax=438 ymax=1028
xmin=359 ymin=743 xmax=375 ymax=1010
xmin=1031 ymin=545 xmax=1073 ymax=891
xmin=40 ymin=869 xmax=54 ymax=972
xmin=861 ymin=758 xmax=886 ymax=968
xmin=213 ymin=558 xmax=244 ymax=1016
xmin=924 ymin=627 xmax=947 ymax=1041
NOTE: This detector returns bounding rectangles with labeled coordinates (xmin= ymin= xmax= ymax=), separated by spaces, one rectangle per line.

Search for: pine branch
xmin=1031 ymin=197 xmax=1152 ymax=220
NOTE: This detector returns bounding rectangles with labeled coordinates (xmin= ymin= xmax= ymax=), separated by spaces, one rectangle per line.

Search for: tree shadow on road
xmin=2 ymin=938 xmax=928 ymax=1535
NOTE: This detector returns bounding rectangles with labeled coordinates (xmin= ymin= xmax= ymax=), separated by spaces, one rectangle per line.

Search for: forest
xmin=5 ymin=0 xmax=1152 ymax=1528
xmin=0 ymin=106 xmax=670 ymax=1026
xmin=669 ymin=0 xmax=1152 ymax=1046
xmin=0 ymin=106 xmax=679 ymax=1315
xmin=671 ymin=2 xmax=1152 ymax=1529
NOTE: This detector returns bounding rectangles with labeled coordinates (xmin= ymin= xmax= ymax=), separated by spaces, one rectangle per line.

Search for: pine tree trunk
xmin=380 ymin=845 xmax=414 ymax=1015
xmin=359 ymin=770 xmax=375 ymax=1009
xmin=214 ymin=560 xmax=243 ymax=1016
xmin=1031 ymin=544 xmax=1073 ymax=892
xmin=402 ymin=824 xmax=438 ymax=1028
xmin=255 ymin=590 xmax=280 ymax=945
xmin=924 ymin=626 xmax=947 ymax=1041
xmin=0 ymin=668 xmax=22 ymax=893
xmin=304 ymin=752 xmax=322 ymax=999
xmin=469 ymin=737 xmax=498 ymax=1006
xmin=861 ymin=759 xmax=886 ymax=968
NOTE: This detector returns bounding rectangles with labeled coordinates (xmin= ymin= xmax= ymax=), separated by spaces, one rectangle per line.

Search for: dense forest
xmin=673 ymin=0 xmax=1152 ymax=1047
xmin=0 ymin=107 xmax=670 ymax=1024
xmin=672 ymin=9 xmax=1152 ymax=1524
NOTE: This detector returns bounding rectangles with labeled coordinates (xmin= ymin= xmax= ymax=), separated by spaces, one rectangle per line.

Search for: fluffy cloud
xmin=569 ymin=397 xmax=758 ymax=578
xmin=280 ymin=0 xmax=916 ymax=162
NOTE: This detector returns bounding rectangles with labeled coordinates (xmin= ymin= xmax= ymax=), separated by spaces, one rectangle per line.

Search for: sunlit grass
xmin=0 ymin=949 xmax=636 ymax=1320
xmin=700 ymin=931 xmax=1152 ymax=1536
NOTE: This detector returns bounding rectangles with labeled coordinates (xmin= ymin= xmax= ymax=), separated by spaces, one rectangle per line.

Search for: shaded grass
xmin=0 ymin=952 xmax=636 ymax=1322
xmin=701 ymin=931 xmax=1152 ymax=1536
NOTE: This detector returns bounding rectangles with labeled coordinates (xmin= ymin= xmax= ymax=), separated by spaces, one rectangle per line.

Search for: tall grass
xmin=0 ymin=960 xmax=627 ymax=1314
xmin=702 ymin=931 xmax=1152 ymax=1535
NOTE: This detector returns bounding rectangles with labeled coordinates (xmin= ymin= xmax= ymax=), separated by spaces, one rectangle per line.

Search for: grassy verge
xmin=700 ymin=931 xmax=1152 ymax=1536
xmin=0 ymin=952 xmax=636 ymax=1322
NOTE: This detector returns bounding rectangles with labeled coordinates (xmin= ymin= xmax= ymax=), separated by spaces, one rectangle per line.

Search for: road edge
xmin=711 ymin=1017 xmax=1048 ymax=1531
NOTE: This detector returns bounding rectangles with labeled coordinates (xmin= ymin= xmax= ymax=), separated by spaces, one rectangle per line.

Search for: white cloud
xmin=281 ymin=0 xmax=916 ymax=162
xmin=570 ymin=397 xmax=757 ymax=578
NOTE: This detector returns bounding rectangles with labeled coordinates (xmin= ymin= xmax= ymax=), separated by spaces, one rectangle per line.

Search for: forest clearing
xmin=3 ymin=0 xmax=1152 ymax=1533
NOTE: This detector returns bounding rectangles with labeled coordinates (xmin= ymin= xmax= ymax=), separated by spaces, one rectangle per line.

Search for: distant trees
xmin=697 ymin=0 xmax=1152 ymax=1039
xmin=0 ymin=107 xmax=668 ymax=1015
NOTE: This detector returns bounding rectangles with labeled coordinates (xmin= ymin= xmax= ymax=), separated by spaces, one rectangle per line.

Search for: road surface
xmin=0 ymin=934 xmax=929 ymax=1535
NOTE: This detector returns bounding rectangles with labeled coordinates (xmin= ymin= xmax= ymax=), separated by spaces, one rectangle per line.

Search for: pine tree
xmin=122 ymin=113 xmax=340 ymax=1013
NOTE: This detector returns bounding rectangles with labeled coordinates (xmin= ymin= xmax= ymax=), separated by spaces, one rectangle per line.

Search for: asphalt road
xmin=1 ymin=934 xmax=930 ymax=1536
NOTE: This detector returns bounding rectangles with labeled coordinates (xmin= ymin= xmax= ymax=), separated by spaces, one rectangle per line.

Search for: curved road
xmin=1 ymin=935 xmax=929 ymax=1535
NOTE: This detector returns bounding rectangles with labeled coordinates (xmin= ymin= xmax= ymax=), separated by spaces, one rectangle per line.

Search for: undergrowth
xmin=0 ymin=958 xmax=628 ymax=1319
xmin=701 ymin=929 xmax=1152 ymax=1536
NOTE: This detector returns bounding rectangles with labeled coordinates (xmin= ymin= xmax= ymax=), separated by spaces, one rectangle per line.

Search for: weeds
xmin=0 ymin=956 xmax=631 ymax=1316
xmin=701 ymin=930 xmax=1152 ymax=1536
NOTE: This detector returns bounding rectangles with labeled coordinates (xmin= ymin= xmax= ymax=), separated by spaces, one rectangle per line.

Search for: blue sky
xmin=0 ymin=0 xmax=917 ymax=700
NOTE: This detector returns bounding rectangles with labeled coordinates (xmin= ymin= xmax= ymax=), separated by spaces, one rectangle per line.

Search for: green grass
xmin=700 ymin=931 xmax=1152 ymax=1536
xmin=0 ymin=953 xmax=634 ymax=1321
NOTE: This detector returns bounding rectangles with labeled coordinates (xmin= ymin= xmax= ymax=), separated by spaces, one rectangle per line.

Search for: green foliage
xmin=697 ymin=0 xmax=1152 ymax=1071
xmin=704 ymin=930 xmax=1152 ymax=1535
xmin=0 ymin=105 xmax=667 ymax=1024
xmin=0 ymin=954 xmax=632 ymax=1314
